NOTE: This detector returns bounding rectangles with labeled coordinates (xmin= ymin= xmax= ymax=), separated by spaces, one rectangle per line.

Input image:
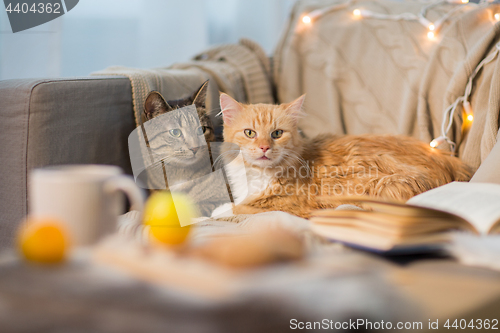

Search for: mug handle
xmin=104 ymin=175 xmax=145 ymax=221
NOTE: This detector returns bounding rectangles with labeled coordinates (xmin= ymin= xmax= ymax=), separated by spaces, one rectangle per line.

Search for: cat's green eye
xmin=244 ymin=129 xmax=256 ymax=138
xmin=271 ymin=130 xmax=284 ymax=139
xmin=196 ymin=126 xmax=206 ymax=136
xmin=169 ymin=129 xmax=182 ymax=137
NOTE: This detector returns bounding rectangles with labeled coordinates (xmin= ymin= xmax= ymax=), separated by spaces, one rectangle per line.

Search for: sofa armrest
xmin=0 ymin=76 xmax=135 ymax=249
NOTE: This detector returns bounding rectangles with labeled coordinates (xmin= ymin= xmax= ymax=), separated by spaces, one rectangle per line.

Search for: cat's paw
xmin=211 ymin=203 xmax=234 ymax=218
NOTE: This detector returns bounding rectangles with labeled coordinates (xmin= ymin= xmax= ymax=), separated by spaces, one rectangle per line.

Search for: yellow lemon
xmin=143 ymin=191 xmax=197 ymax=246
xmin=18 ymin=218 xmax=69 ymax=264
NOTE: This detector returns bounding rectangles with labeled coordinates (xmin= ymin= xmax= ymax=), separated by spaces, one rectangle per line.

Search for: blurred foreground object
xmin=29 ymin=165 xmax=145 ymax=246
xmin=143 ymin=192 xmax=196 ymax=246
xmin=93 ymin=226 xmax=306 ymax=298
xmin=188 ymin=227 xmax=304 ymax=268
xmin=18 ymin=218 xmax=69 ymax=264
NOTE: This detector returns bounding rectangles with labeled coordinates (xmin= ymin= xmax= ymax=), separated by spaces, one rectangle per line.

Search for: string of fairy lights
xmin=429 ymin=41 xmax=500 ymax=150
xmin=299 ymin=0 xmax=500 ymax=152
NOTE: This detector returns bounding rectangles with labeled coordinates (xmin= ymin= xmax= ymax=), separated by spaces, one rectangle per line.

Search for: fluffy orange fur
xmin=220 ymin=94 xmax=472 ymax=218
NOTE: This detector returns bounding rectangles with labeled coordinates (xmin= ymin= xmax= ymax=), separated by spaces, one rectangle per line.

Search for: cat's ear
xmin=192 ymin=80 xmax=209 ymax=109
xmin=220 ymin=93 xmax=242 ymax=125
xmin=284 ymin=94 xmax=306 ymax=123
xmin=144 ymin=91 xmax=173 ymax=119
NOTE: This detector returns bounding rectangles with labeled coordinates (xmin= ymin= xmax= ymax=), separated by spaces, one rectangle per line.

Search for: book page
xmin=407 ymin=182 xmax=500 ymax=234
xmin=311 ymin=223 xmax=452 ymax=252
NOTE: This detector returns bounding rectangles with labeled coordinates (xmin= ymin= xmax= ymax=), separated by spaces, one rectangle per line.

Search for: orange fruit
xmin=18 ymin=218 xmax=69 ymax=264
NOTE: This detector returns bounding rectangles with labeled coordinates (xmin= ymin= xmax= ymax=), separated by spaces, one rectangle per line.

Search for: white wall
xmin=0 ymin=0 xmax=295 ymax=80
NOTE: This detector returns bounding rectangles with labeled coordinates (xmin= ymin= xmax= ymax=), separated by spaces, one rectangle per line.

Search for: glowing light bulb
xmin=353 ymin=9 xmax=361 ymax=17
xmin=427 ymin=31 xmax=435 ymax=39
xmin=302 ymin=15 xmax=312 ymax=24
xmin=430 ymin=137 xmax=446 ymax=148
xmin=461 ymin=0 xmax=469 ymax=3
xmin=495 ymin=13 xmax=500 ymax=21
xmin=467 ymin=114 xmax=474 ymax=122
xmin=463 ymin=100 xmax=472 ymax=114
xmin=428 ymin=24 xmax=435 ymax=31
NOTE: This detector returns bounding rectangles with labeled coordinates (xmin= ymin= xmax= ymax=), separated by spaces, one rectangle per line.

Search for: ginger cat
xmin=219 ymin=94 xmax=472 ymax=219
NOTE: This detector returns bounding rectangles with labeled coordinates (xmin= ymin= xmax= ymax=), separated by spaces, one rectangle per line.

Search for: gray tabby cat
xmin=141 ymin=81 xmax=232 ymax=216
xmin=143 ymin=80 xmax=215 ymax=142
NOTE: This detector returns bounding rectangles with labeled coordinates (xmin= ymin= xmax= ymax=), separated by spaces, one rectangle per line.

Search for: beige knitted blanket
xmin=275 ymin=0 xmax=500 ymax=171
xmin=92 ymin=38 xmax=274 ymax=128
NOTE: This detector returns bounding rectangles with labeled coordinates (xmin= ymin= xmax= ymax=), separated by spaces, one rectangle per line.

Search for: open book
xmin=310 ymin=182 xmax=500 ymax=253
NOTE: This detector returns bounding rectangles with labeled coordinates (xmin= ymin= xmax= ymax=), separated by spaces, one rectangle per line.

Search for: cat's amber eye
xmin=169 ymin=129 xmax=182 ymax=137
xmin=196 ymin=126 xmax=206 ymax=136
xmin=244 ymin=129 xmax=256 ymax=138
xmin=271 ymin=130 xmax=284 ymax=139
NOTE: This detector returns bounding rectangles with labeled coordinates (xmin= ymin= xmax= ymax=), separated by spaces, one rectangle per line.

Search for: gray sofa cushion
xmin=0 ymin=76 xmax=135 ymax=249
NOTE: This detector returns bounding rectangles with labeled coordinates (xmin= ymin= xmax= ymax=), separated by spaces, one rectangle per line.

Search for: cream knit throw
xmin=92 ymin=38 xmax=274 ymax=127
xmin=275 ymin=0 xmax=500 ymax=171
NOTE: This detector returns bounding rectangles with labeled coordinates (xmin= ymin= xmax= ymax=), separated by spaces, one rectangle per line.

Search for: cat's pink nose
xmin=260 ymin=145 xmax=270 ymax=153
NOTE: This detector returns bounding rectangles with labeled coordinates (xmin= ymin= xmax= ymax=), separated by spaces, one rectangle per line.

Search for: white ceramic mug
xmin=29 ymin=165 xmax=144 ymax=246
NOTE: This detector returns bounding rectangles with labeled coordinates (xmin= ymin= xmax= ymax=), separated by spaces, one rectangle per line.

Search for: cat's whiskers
xmin=281 ymin=148 xmax=310 ymax=172
xmin=280 ymin=155 xmax=304 ymax=175
xmin=206 ymin=107 xmax=221 ymax=115
xmin=213 ymin=149 xmax=241 ymax=169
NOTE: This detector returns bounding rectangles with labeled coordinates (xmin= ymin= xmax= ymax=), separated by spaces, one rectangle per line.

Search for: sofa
xmin=0 ymin=77 xmax=137 ymax=248
xmin=2 ymin=0 xmax=500 ymax=250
